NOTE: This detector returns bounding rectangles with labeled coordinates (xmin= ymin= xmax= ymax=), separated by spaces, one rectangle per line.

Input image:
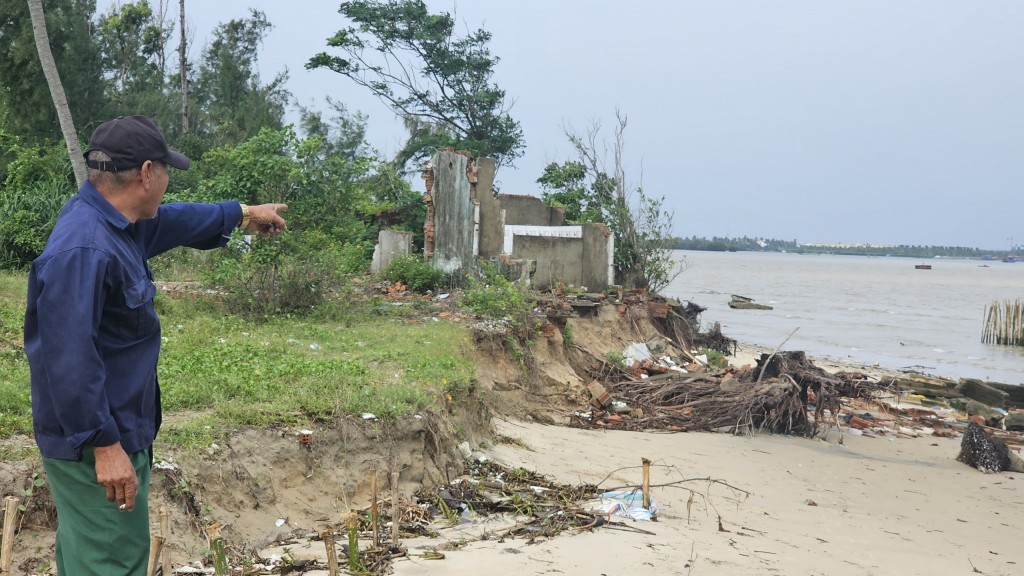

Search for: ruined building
xmin=421 ymin=149 xmax=614 ymax=291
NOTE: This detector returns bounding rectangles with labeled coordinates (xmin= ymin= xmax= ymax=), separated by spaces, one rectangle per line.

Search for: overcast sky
xmin=100 ymin=1 xmax=1024 ymax=250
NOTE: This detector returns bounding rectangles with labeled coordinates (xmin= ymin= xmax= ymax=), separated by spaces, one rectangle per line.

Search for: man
xmin=23 ymin=115 xmax=287 ymax=574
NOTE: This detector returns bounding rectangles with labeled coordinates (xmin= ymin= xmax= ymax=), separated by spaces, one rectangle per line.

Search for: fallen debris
xmin=957 ymin=422 xmax=1024 ymax=473
xmin=728 ymin=294 xmax=773 ymax=310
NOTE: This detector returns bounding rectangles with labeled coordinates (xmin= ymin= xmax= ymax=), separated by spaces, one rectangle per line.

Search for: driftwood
xmin=584 ymin=372 xmax=811 ymax=435
xmin=572 ymin=349 xmax=892 ymax=437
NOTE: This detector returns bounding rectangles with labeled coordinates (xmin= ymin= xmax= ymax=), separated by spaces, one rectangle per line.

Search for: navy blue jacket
xmin=24 ymin=182 xmax=242 ymax=460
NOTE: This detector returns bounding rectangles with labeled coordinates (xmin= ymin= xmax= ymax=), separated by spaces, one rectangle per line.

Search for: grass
xmin=0 ymin=270 xmax=477 ymax=454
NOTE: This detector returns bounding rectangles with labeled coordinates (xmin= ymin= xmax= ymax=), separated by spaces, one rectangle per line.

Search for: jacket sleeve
xmin=33 ymin=248 xmax=121 ymax=450
xmin=141 ymin=201 xmax=243 ymax=258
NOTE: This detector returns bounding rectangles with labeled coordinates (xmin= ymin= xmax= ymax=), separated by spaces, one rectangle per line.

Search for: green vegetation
xmin=307 ymin=0 xmax=525 ymax=171
xmin=461 ymin=266 xmax=535 ymax=327
xmin=382 ymin=255 xmax=448 ymax=293
xmin=698 ymin=347 xmax=728 ymax=370
xmin=0 ymin=271 xmax=476 ymax=451
xmin=0 ymin=272 xmax=31 ymax=437
xmin=0 ymin=1 xmax=687 ymax=458
xmin=538 ymin=111 xmax=678 ymax=292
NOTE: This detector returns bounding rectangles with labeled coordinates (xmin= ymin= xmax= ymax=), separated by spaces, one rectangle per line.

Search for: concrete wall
xmin=431 ymin=151 xmax=476 ymax=273
xmin=515 ymin=235 xmax=584 ymax=289
xmin=423 ymin=151 xmax=613 ymax=289
xmin=370 ymin=230 xmax=413 ymax=274
xmin=475 ymin=158 xmax=503 ymax=260
xmin=502 ymin=223 xmax=613 ymax=290
xmin=498 ymin=195 xmax=566 ymax=227
xmin=581 ymin=223 xmax=615 ymax=289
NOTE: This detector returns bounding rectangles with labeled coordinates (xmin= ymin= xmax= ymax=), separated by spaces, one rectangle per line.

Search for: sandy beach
xmin=258 ymin=342 xmax=1023 ymax=576
xmin=383 ymin=418 xmax=1021 ymax=576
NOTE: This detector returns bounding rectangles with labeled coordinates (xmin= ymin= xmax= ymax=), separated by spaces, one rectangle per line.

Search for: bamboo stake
xmin=983 ymin=299 xmax=1024 ymax=346
xmin=1 ymin=496 xmax=20 ymax=575
xmin=207 ymin=522 xmax=228 ymax=576
xmin=641 ymin=458 xmax=651 ymax=510
xmin=391 ymin=472 xmax=400 ymax=547
xmin=322 ymin=527 xmax=339 ymax=576
xmin=347 ymin=512 xmax=362 ymax=572
xmin=159 ymin=507 xmax=171 ymax=576
xmin=370 ymin=468 xmax=379 ymax=549
xmin=146 ymin=535 xmax=165 ymax=576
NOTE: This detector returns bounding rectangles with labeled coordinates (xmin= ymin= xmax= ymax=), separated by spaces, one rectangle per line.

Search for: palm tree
xmin=27 ymin=0 xmax=87 ymax=188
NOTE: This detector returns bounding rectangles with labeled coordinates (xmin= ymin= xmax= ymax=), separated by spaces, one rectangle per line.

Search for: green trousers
xmin=42 ymin=447 xmax=151 ymax=576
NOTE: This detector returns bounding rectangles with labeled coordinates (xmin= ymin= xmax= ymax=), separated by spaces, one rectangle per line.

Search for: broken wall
xmin=370 ymin=230 xmax=413 ymax=274
xmin=429 ymin=150 xmax=477 ymax=273
xmin=475 ymin=158 xmax=503 ymax=260
xmin=498 ymin=195 xmax=566 ymax=227
xmin=504 ymin=223 xmax=614 ymax=291
xmin=424 ymin=150 xmax=613 ymax=290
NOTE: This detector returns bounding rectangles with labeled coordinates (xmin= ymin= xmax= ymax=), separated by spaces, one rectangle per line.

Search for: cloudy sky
xmin=100 ymin=1 xmax=1024 ymax=250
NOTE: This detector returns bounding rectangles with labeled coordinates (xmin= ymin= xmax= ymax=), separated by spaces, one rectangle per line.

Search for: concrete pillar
xmin=475 ymin=158 xmax=503 ymax=259
xmin=431 ymin=150 xmax=475 ymax=274
xmin=581 ymin=223 xmax=615 ymax=290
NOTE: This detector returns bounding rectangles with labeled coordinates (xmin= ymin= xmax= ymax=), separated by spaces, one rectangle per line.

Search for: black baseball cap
xmin=85 ymin=115 xmax=190 ymax=172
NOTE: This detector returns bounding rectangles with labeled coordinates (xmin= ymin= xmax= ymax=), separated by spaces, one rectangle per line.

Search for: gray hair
xmin=86 ymin=150 xmax=141 ymax=188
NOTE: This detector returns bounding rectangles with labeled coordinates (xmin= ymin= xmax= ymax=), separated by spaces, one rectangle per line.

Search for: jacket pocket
xmin=121 ymin=278 xmax=157 ymax=340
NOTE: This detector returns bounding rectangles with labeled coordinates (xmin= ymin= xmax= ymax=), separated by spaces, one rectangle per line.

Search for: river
xmin=661 ymin=250 xmax=1024 ymax=385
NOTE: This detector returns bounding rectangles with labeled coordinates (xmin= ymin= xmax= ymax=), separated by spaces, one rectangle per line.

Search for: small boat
xmin=1003 ymin=255 xmax=1017 ymax=263
xmin=915 ymin=264 xmax=932 ymax=270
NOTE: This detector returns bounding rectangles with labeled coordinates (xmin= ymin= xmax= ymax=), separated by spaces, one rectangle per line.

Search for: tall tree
xmin=0 ymin=0 xmax=105 ymax=142
xmin=297 ymin=97 xmax=368 ymax=161
xmin=27 ymin=0 xmax=87 ymax=187
xmin=95 ymin=0 xmax=176 ymax=123
xmin=96 ymin=1 xmax=171 ymax=93
xmin=194 ymin=9 xmax=289 ymax=146
xmin=178 ymin=0 xmax=188 ymax=134
xmin=307 ymin=0 xmax=525 ymax=171
xmin=538 ymin=111 xmax=679 ymax=292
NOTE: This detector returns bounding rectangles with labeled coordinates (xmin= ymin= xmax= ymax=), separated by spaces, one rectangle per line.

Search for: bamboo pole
xmin=347 ymin=512 xmax=362 ymax=572
xmin=208 ymin=522 xmax=228 ymax=576
xmin=370 ymin=468 xmax=379 ymax=549
xmin=146 ymin=535 xmax=165 ymax=576
xmin=1 ymin=496 xmax=20 ymax=575
xmin=159 ymin=507 xmax=171 ymax=576
xmin=983 ymin=299 xmax=1024 ymax=346
xmin=391 ymin=472 xmax=400 ymax=547
xmin=322 ymin=527 xmax=339 ymax=576
xmin=641 ymin=458 xmax=651 ymax=510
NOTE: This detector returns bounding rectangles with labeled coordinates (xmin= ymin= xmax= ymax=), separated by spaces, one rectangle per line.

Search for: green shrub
xmin=0 ymin=178 xmax=74 ymax=268
xmin=698 ymin=347 xmax=728 ymax=370
xmin=382 ymin=255 xmax=446 ymax=293
xmin=461 ymin=267 xmax=534 ymax=324
xmin=561 ymin=324 xmax=574 ymax=348
xmin=204 ymin=231 xmax=362 ymax=320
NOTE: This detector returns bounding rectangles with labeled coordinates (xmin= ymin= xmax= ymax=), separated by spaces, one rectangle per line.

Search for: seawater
xmin=661 ymin=250 xmax=1024 ymax=385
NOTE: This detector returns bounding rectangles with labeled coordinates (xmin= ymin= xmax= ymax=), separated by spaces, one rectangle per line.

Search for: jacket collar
xmin=78 ymin=180 xmax=132 ymax=231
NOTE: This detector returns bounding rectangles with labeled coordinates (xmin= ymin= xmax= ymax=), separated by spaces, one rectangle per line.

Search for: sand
xmin=272 ymin=343 xmax=1024 ymax=576
xmin=385 ymin=419 xmax=1021 ymax=576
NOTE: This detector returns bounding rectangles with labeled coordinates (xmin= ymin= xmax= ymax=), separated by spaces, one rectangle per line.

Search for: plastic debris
xmin=586 ymin=489 xmax=658 ymax=521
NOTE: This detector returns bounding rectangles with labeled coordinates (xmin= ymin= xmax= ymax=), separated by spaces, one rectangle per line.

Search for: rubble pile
xmin=558 ymin=297 xmax=1024 ymax=474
